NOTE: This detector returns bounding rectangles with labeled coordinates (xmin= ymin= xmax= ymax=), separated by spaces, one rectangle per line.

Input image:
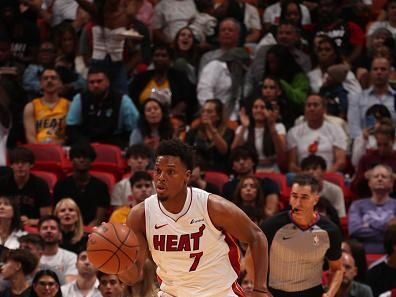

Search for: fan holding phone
xmin=351 ymin=104 xmax=396 ymax=167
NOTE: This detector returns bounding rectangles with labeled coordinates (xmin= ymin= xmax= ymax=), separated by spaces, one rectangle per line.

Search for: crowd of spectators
xmin=0 ymin=0 xmax=396 ymax=295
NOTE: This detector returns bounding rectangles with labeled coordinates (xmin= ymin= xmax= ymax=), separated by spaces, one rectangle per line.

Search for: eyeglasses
xmin=37 ymin=281 xmax=57 ymax=288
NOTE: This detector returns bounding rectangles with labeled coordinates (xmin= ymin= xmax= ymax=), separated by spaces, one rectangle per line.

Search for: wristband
xmin=253 ymin=288 xmax=268 ymax=293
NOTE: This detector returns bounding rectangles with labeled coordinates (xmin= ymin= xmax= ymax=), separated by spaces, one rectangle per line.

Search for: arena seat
xmin=31 ymin=170 xmax=58 ymax=194
xmin=323 ymin=172 xmax=355 ymax=208
xmin=204 ymin=171 xmax=229 ymax=193
xmin=21 ymin=144 xmax=71 ymax=178
xmin=91 ymin=143 xmax=126 ymax=181
xmin=255 ymin=172 xmax=290 ymax=205
xmin=90 ymin=170 xmax=117 ymax=193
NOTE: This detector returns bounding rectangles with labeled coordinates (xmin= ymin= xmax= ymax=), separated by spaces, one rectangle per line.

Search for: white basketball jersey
xmin=145 ymin=187 xmax=243 ymax=297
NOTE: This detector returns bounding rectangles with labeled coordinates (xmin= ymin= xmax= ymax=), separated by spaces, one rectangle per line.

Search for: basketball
xmin=87 ymin=222 xmax=139 ymax=274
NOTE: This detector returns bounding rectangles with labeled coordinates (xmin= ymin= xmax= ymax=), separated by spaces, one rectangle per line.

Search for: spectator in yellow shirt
xmin=109 ymin=171 xmax=154 ymax=224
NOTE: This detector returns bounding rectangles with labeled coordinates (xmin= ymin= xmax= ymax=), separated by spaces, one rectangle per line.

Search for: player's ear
xmin=185 ymin=170 xmax=192 ymax=183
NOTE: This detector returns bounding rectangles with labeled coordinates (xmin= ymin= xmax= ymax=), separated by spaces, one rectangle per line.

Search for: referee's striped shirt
xmin=260 ymin=211 xmax=342 ymax=295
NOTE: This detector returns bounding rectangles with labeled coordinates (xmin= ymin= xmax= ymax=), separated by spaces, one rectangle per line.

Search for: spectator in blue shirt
xmin=66 ymin=67 xmax=139 ymax=148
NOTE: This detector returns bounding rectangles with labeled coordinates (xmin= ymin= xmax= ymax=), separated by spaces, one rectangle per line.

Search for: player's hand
xmin=117 ymin=263 xmax=142 ymax=285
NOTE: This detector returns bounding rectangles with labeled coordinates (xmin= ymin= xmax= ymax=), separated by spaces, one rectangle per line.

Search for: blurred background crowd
xmin=0 ymin=0 xmax=396 ymax=295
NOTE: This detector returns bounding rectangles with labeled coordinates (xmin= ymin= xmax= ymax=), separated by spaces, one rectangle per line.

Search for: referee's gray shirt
xmin=260 ymin=211 xmax=342 ymax=293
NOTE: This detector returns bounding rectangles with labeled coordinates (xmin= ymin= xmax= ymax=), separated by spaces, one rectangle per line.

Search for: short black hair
xmin=38 ymin=215 xmax=61 ymax=230
xmin=292 ymin=173 xmax=321 ymax=193
xmin=229 ymin=145 xmax=258 ymax=167
xmin=129 ymin=171 xmax=153 ymax=187
xmin=125 ymin=144 xmax=152 ymax=160
xmin=300 ymin=155 xmax=327 ymax=171
xmin=87 ymin=66 xmax=110 ymax=79
xmin=18 ymin=233 xmax=45 ymax=250
xmin=40 ymin=67 xmax=60 ymax=79
xmin=152 ymin=43 xmax=173 ymax=57
xmin=384 ymin=224 xmax=396 ymax=256
xmin=69 ymin=143 xmax=96 ymax=161
xmin=365 ymin=104 xmax=392 ymax=120
xmin=9 ymin=147 xmax=35 ymax=165
xmin=97 ymin=270 xmax=121 ymax=281
xmin=155 ymin=139 xmax=194 ymax=170
xmin=4 ymin=249 xmax=38 ymax=275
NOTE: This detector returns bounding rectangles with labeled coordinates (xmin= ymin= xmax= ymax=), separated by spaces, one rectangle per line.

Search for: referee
xmin=260 ymin=173 xmax=343 ymax=297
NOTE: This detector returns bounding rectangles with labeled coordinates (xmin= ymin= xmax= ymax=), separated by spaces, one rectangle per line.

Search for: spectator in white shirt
xmin=348 ymin=57 xmax=396 ymax=139
xmin=287 ymin=93 xmax=348 ymax=172
xmin=38 ymin=215 xmax=78 ymax=283
xmin=61 ymin=250 xmax=101 ymax=297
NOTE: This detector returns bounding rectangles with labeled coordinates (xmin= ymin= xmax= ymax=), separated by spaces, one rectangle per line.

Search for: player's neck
xmin=161 ymin=187 xmax=188 ymax=214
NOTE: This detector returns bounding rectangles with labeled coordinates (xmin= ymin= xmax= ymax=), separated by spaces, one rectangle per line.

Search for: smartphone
xmin=365 ymin=115 xmax=376 ymax=133
xmin=265 ymin=101 xmax=273 ymax=111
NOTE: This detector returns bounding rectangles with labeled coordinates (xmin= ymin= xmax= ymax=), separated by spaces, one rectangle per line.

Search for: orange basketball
xmin=87 ymin=222 xmax=139 ymax=274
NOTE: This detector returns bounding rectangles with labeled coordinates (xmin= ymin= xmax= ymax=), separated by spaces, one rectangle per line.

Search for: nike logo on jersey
xmin=155 ymin=223 xmax=168 ymax=229
xmin=282 ymin=236 xmax=293 ymax=240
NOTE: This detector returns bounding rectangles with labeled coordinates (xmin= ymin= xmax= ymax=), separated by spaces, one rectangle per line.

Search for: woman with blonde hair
xmin=53 ymin=198 xmax=87 ymax=254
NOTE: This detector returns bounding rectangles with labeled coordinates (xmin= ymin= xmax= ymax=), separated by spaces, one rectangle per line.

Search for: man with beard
xmin=66 ymin=67 xmax=139 ymax=148
xmin=61 ymin=250 xmax=102 ymax=297
xmin=38 ymin=215 xmax=78 ymax=283
xmin=53 ymin=143 xmax=110 ymax=226
xmin=23 ymin=67 xmax=70 ymax=144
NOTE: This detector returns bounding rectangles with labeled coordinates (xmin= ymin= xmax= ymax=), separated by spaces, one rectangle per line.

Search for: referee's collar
xmin=289 ymin=211 xmax=320 ymax=231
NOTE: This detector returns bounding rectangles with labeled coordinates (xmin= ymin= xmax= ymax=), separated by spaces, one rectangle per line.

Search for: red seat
xmin=255 ymin=172 xmax=290 ymax=205
xmin=323 ymin=172 xmax=345 ymax=187
xmin=31 ymin=170 xmax=58 ymax=194
xmin=90 ymin=170 xmax=116 ymax=192
xmin=366 ymin=254 xmax=386 ymax=267
xmin=204 ymin=171 xmax=229 ymax=193
xmin=21 ymin=144 xmax=71 ymax=178
xmin=91 ymin=143 xmax=126 ymax=180
xmin=323 ymin=172 xmax=355 ymax=208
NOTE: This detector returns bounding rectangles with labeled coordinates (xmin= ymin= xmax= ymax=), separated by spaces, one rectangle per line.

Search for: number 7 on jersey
xmin=189 ymin=251 xmax=203 ymax=271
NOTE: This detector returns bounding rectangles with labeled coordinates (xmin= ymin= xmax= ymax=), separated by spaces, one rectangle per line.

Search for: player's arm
xmin=117 ymin=202 xmax=148 ymax=285
xmin=23 ymin=102 xmax=38 ymax=144
xmin=208 ymin=195 xmax=271 ymax=296
xmin=323 ymin=258 xmax=343 ymax=297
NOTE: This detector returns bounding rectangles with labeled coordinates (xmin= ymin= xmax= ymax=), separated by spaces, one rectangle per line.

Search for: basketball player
xmin=119 ymin=139 xmax=271 ymax=297
xmin=260 ymin=174 xmax=343 ymax=297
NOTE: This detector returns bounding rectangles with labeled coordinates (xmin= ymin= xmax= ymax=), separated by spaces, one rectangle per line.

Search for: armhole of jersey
xmin=204 ymin=193 xmax=223 ymax=235
xmin=144 ymin=199 xmax=151 ymax=249
xmin=31 ymin=99 xmax=37 ymax=117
